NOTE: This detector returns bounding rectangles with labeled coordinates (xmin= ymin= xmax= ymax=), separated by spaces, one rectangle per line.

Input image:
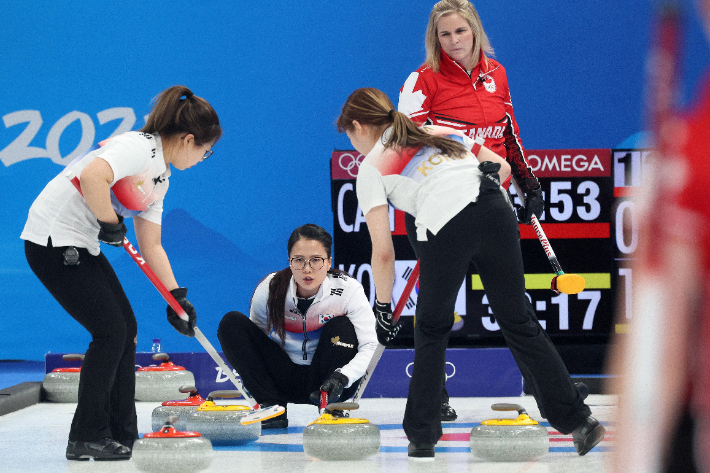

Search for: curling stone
xmin=184 ymin=390 xmax=261 ymax=446
xmin=133 ymin=416 xmax=213 ymax=473
xmin=303 ymin=401 xmax=381 ymax=461
xmin=135 ymin=353 xmax=196 ymax=402
xmin=470 ymin=403 xmax=548 ymax=462
xmin=151 ymin=385 xmax=206 ymax=431
xmin=42 ymin=354 xmax=84 ymax=402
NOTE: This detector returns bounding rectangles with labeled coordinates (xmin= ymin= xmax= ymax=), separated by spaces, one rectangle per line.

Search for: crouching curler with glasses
xmin=216 ymin=224 xmax=378 ymax=429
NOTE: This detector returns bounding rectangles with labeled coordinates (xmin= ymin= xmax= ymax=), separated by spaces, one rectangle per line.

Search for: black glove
xmin=374 ymin=299 xmax=400 ymax=346
xmin=166 ymin=287 xmax=196 ymax=337
xmin=516 ymin=187 xmax=544 ymax=225
xmin=310 ymin=370 xmax=349 ymax=405
xmin=478 ymin=161 xmax=502 ymax=192
xmin=97 ymin=215 xmax=127 ymax=246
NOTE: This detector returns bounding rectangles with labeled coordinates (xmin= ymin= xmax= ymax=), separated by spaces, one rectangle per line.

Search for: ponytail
xmin=266 ymin=268 xmax=292 ymax=343
xmin=140 ymin=85 xmax=222 ymax=146
xmin=336 ymin=88 xmax=467 ymax=158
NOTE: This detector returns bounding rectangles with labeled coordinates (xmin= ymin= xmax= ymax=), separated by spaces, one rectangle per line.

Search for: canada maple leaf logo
xmin=398 ymin=73 xmax=427 ymax=116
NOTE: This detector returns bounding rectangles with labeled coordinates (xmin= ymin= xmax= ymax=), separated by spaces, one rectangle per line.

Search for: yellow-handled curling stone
xmin=135 ymin=353 xmax=196 ymax=402
xmin=42 ymin=354 xmax=84 ymax=403
xmin=183 ymin=390 xmax=260 ymax=445
xmin=470 ymin=403 xmax=549 ymax=462
xmin=303 ymin=392 xmax=380 ymax=461
xmin=133 ymin=416 xmax=213 ymax=473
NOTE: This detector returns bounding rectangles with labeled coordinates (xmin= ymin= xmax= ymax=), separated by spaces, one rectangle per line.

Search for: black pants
xmin=217 ymin=311 xmax=361 ymax=406
xmin=405 ymin=213 xmax=452 ymax=407
xmin=25 ymin=239 xmax=138 ymax=445
xmin=402 ymin=192 xmax=590 ymax=445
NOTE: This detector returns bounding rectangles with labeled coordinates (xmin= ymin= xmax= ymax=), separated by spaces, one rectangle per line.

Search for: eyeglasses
xmin=289 ymin=256 xmax=328 ymax=271
xmin=203 ymin=149 xmax=213 ymax=159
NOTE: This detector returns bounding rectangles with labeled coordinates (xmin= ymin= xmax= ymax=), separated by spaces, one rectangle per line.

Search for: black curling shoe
xmin=66 ymin=438 xmax=131 ymax=460
xmin=261 ymin=415 xmax=288 ymax=429
xmin=261 ymin=405 xmax=288 ymax=429
xmin=441 ymin=401 xmax=458 ymax=421
xmin=408 ymin=442 xmax=435 ymax=460
xmin=572 ymin=416 xmax=606 ymax=455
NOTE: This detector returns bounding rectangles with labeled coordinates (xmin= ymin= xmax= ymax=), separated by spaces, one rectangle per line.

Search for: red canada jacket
xmin=398 ymin=50 xmax=540 ymax=193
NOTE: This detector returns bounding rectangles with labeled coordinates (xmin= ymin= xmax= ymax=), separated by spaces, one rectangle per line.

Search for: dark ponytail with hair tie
xmin=140 ymin=85 xmax=221 ymax=145
xmin=337 ymin=87 xmax=468 ymax=158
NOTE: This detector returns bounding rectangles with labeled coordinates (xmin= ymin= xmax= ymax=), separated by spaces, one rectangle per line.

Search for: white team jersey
xmin=21 ymin=132 xmax=170 ymax=255
xmin=356 ymin=126 xmax=508 ymax=241
xmin=249 ymin=271 xmax=378 ymax=387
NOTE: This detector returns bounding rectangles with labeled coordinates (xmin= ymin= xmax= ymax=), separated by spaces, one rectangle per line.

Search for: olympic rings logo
xmin=406 ymin=361 xmax=456 ymax=380
xmin=338 ymin=152 xmax=365 ymax=178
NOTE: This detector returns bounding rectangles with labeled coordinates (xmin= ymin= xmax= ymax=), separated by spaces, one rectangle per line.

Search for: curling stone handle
xmin=178 ymin=385 xmax=198 ymax=395
xmin=206 ymin=390 xmax=242 ymax=400
xmin=62 ymin=354 xmax=85 ymax=361
xmin=491 ymin=403 xmax=527 ymax=414
xmin=324 ymin=402 xmax=359 ymax=412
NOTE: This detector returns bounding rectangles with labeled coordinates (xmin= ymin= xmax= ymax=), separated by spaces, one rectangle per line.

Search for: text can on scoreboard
xmin=331 ymin=148 xmax=619 ymax=346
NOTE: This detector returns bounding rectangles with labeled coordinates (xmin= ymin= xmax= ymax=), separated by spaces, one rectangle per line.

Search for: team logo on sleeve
xmin=319 ymin=314 xmax=335 ymax=324
xmin=330 ymin=288 xmax=344 ymax=296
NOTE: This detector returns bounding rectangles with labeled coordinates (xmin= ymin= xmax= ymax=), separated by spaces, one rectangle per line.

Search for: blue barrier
xmin=46 ymin=347 xmax=523 ymax=399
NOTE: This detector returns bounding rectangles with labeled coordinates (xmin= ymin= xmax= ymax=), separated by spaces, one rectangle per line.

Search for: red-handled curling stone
xmin=133 ymin=416 xmax=213 ymax=473
xmin=43 ymin=354 xmax=84 ymax=403
xmin=135 ymin=353 xmax=196 ymax=402
xmin=151 ymin=385 xmax=205 ymax=431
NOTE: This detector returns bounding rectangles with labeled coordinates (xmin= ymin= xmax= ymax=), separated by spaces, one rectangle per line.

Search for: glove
xmin=97 ymin=216 xmax=127 ymax=246
xmin=310 ymin=370 xmax=349 ymax=405
xmin=166 ymin=287 xmax=196 ymax=337
xmin=478 ymin=161 xmax=502 ymax=192
xmin=516 ymin=187 xmax=544 ymax=225
xmin=374 ymin=299 xmax=400 ymax=346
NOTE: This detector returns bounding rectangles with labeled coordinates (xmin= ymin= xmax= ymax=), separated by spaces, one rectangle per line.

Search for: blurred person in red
xmin=608 ymin=2 xmax=710 ymax=471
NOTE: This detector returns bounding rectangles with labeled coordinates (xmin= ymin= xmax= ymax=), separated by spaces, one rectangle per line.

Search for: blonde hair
xmin=336 ymin=88 xmax=468 ymax=158
xmin=425 ymin=0 xmax=494 ymax=73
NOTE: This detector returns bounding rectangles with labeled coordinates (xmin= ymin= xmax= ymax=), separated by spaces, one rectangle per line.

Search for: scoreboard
xmin=610 ymin=149 xmax=653 ymax=335
xmin=330 ymin=148 xmax=642 ymax=346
